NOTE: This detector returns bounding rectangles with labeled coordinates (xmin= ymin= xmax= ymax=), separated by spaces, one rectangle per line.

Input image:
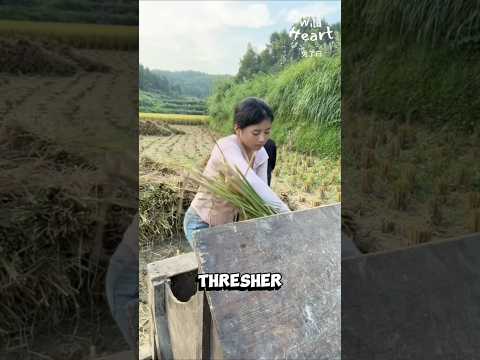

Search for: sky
xmin=140 ymin=1 xmax=341 ymax=75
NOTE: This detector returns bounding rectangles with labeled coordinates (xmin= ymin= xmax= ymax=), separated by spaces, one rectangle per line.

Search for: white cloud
xmin=285 ymin=2 xmax=340 ymax=23
xmin=203 ymin=2 xmax=274 ymax=29
xmin=140 ymin=1 xmax=275 ymax=73
xmin=140 ymin=1 xmax=273 ymax=34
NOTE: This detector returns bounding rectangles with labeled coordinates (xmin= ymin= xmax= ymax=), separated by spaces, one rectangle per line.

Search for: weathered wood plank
xmin=147 ymin=252 xmax=198 ymax=282
xmin=148 ymin=278 xmax=173 ymax=360
xmin=147 ymin=276 xmax=157 ymax=360
xmin=342 ymin=232 xmax=480 ymax=359
xmin=165 ymin=277 xmax=203 ymax=359
xmin=210 ymin=322 xmax=224 ymax=360
xmin=193 ymin=204 xmax=341 ymax=359
xmin=139 ymin=345 xmax=152 ymax=360
xmin=147 ymin=252 xmax=201 ymax=360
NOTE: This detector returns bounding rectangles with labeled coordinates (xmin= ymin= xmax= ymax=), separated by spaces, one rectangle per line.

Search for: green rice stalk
xmin=189 ymin=161 xmax=278 ymax=221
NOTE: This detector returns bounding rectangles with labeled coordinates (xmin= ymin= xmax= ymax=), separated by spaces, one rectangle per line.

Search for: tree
xmin=234 ymin=19 xmax=341 ymax=82
xmin=139 ymin=64 xmax=173 ymax=94
xmin=258 ymin=48 xmax=274 ymax=74
xmin=235 ymin=43 xmax=261 ymax=82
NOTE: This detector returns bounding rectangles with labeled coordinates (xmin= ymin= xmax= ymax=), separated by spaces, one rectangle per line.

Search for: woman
xmin=183 ymin=97 xmax=290 ymax=245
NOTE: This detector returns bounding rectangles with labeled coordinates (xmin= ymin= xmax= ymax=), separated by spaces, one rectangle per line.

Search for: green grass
xmin=207 ymin=56 xmax=341 ymax=159
xmin=342 ymin=0 xmax=480 ymax=132
xmin=343 ymin=0 xmax=480 ymax=49
xmin=344 ymin=40 xmax=480 ymax=132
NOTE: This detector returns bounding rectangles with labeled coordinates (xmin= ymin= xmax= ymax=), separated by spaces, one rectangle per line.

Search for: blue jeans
xmin=183 ymin=206 xmax=209 ymax=246
xmin=105 ymin=219 xmax=139 ymax=353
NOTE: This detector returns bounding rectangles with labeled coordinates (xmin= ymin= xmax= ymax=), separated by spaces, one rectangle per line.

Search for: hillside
xmin=208 ymin=55 xmax=340 ymax=159
xmin=152 ymin=70 xmax=231 ymax=99
xmin=139 ymin=90 xmax=207 ymax=115
xmin=139 ymin=67 xmax=232 ymax=115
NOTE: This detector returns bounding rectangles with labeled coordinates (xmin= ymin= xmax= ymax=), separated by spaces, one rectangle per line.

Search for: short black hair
xmin=234 ymin=97 xmax=274 ymax=129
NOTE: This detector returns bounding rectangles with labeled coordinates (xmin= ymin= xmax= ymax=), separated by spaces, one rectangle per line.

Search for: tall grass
xmin=269 ymin=56 xmax=340 ymax=127
xmin=208 ymin=56 xmax=341 ymax=158
xmin=344 ymin=0 xmax=480 ymax=49
xmin=343 ymin=0 xmax=480 ymax=131
xmin=356 ymin=46 xmax=479 ymax=130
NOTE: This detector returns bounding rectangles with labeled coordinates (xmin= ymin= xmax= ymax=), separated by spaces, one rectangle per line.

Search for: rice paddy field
xmin=138 ymin=113 xmax=341 ymax=348
xmin=341 ymin=0 xmax=480 ymax=254
xmin=140 ymin=91 xmax=208 ymax=115
xmin=138 ymin=115 xmax=341 ymax=234
xmin=1 ymin=29 xmax=137 ymax=358
xmin=342 ymin=106 xmax=480 ymax=253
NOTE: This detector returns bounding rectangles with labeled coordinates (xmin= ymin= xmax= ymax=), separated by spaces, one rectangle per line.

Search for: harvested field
xmin=342 ymin=107 xmax=480 ymax=253
xmin=138 ymin=120 xmax=341 ymax=348
xmin=1 ymin=36 xmax=137 ymax=358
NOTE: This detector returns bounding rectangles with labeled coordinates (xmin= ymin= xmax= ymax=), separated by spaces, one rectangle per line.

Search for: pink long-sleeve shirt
xmin=190 ymin=134 xmax=290 ymax=226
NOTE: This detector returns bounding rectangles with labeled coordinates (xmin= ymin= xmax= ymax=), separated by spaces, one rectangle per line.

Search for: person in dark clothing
xmin=263 ymin=138 xmax=277 ymax=187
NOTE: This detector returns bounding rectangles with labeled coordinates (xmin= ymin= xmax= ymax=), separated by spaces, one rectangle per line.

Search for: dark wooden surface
xmin=147 ymin=252 xmax=198 ymax=360
xmin=193 ymin=204 xmax=341 ymax=360
xmin=342 ymin=232 xmax=480 ymax=359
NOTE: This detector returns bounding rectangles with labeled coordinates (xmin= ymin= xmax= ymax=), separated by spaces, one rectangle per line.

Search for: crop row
xmin=0 ymin=20 xmax=137 ymax=50
xmin=140 ymin=112 xmax=209 ymax=125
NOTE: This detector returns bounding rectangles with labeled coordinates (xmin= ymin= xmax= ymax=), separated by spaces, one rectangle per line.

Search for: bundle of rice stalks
xmin=1 ymin=186 xmax=133 ymax=346
xmin=139 ymin=182 xmax=194 ymax=250
xmin=0 ymin=38 xmax=111 ymax=76
xmin=190 ymin=161 xmax=280 ymax=221
xmin=0 ymin=125 xmax=135 ymax=348
xmin=0 ymin=38 xmax=77 ymax=75
xmin=189 ymin=131 xmax=284 ymax=220
xmin=163 ymin=123 xmax=186 ymax=135
xmin=139 ymin=120 xmax=171 ymax=136
xmin=140 ymin=156 xmax=177 ymax=176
